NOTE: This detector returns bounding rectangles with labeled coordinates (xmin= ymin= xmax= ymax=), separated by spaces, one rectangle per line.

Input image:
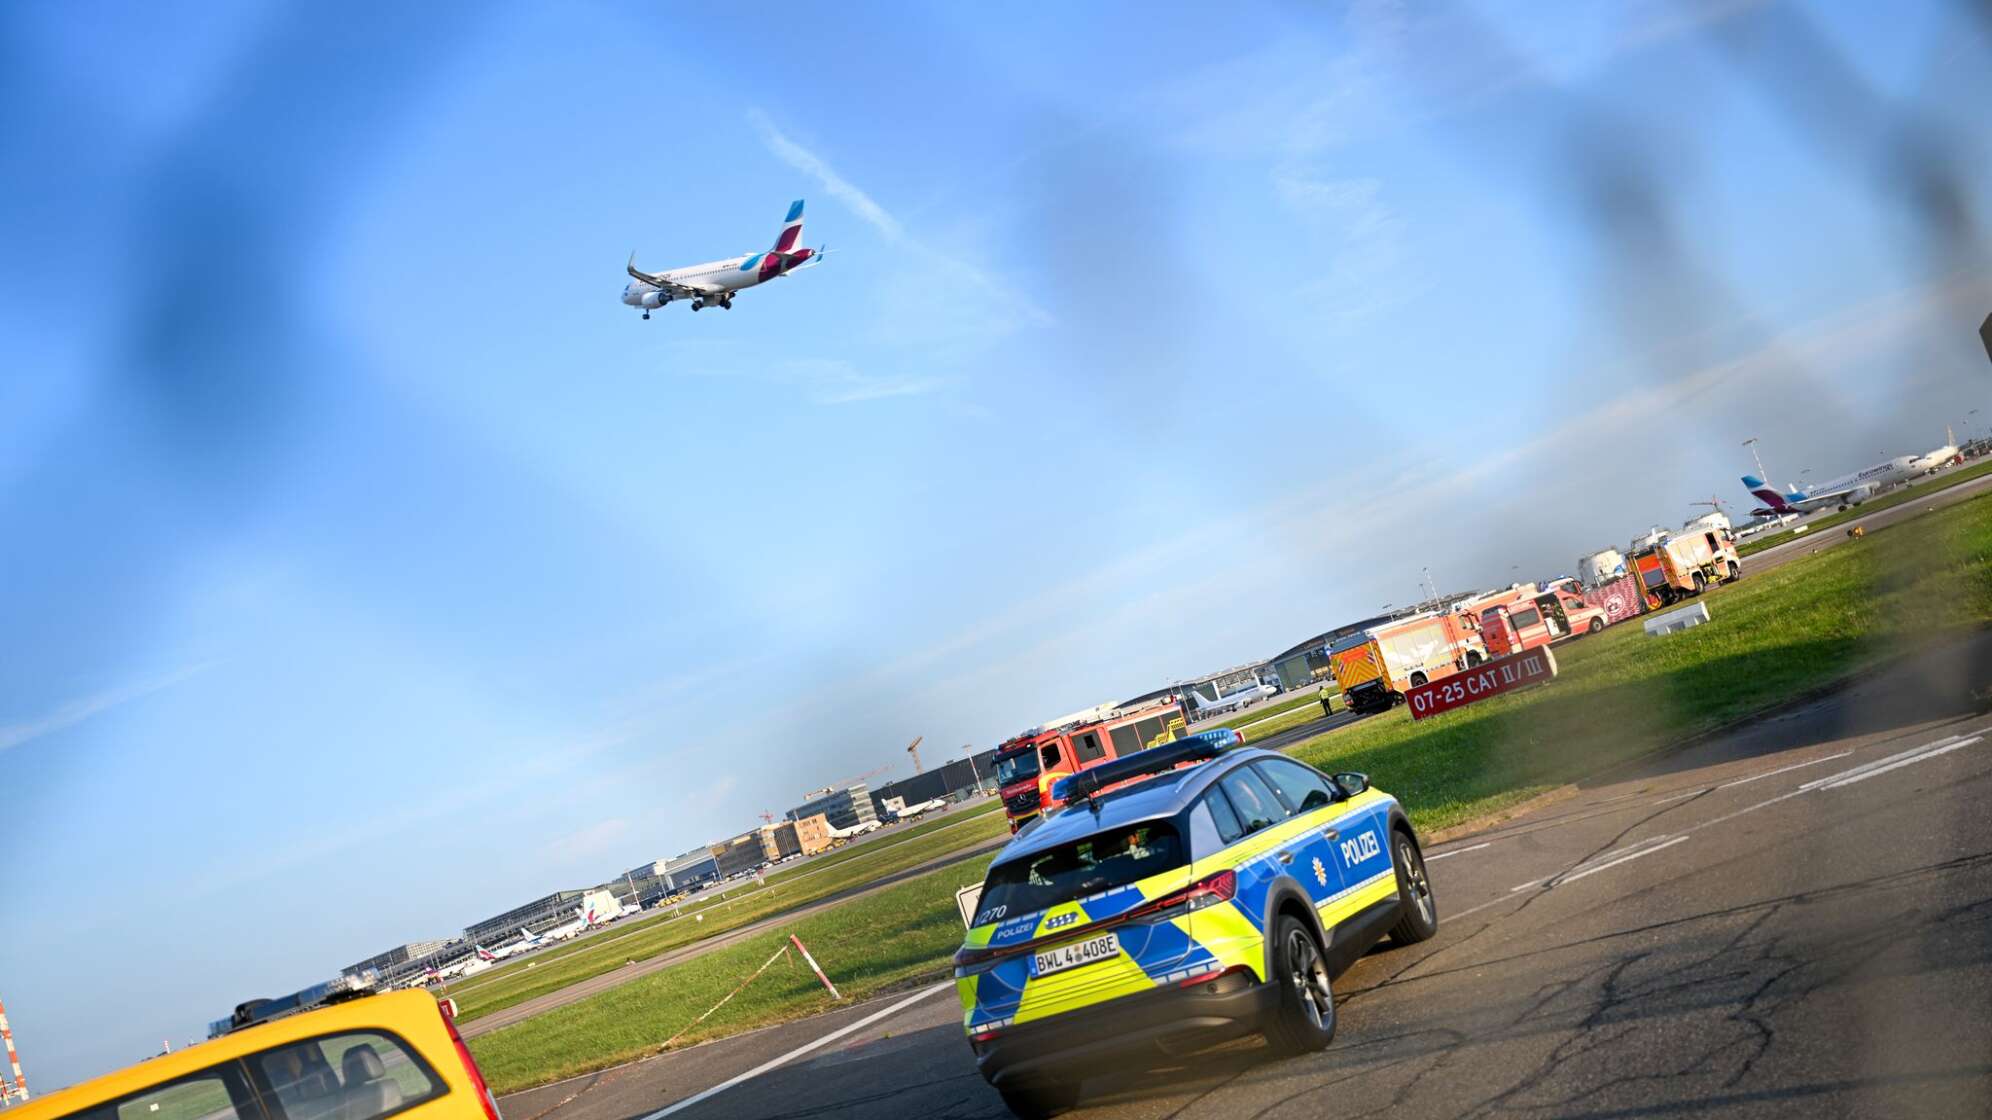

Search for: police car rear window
xmin=978 ymin=821 xmax=1184 ymax=919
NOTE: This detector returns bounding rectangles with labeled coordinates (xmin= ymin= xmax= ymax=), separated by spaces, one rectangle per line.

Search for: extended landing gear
xmin=692 ymin=300 xmax=704 ymax=311
xmin=641 ymin=311 xmax=651 ymax=320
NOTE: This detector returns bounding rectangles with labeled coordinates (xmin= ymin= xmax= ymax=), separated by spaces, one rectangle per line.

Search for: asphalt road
xmin=462 ymin=460 xmax=1992 ymax=1044
xmin=499 ymin=630 xmax=1992 ymax=1120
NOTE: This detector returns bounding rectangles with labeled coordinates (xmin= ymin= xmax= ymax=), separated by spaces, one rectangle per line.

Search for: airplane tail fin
xmin=770 ymin=199 xmax=804 ymax=254
xmin=1741 ymin=476 xmax=1793 ymax=509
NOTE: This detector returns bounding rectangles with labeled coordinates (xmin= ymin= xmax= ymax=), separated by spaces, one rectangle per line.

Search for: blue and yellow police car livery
xmin=953 ymin=741 xmax=1438 ymax=1118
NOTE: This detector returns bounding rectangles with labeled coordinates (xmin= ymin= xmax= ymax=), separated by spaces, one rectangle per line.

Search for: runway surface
xmin=498 ymin=629 xmax=1992 ymax=1120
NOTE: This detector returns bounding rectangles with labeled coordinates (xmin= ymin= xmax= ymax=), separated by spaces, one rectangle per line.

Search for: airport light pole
xmin=1742 ymin=437 xmax=1767 ymax=482
xmin=963 ymin=744 xmax=986 ymax=793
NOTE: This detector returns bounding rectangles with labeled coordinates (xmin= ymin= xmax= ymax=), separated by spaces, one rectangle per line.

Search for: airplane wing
xmin=628 ymin=255 xmax=718 ymax=298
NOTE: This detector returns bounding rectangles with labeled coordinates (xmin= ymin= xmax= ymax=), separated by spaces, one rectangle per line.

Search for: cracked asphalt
xmin=498 ymin=633 xmax=1992 ymax=1120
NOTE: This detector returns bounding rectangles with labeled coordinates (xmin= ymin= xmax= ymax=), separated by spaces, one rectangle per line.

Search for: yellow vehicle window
xmin=253 ymin=1031 xmax=441 ymax=1120
xmin=55 ymin=1064 xmax=258 ymax=1120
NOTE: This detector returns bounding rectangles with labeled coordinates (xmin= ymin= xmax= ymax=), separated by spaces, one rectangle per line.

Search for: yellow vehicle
xmin=1327 ymin=612 xmax=1485 ymax=715
xmin=13 ymin=987 xmax=501 ymax=1120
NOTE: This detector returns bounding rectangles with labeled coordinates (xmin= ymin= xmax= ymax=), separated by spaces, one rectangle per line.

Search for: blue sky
xmin=4 ymin=0 xmax=1988 ymax=1087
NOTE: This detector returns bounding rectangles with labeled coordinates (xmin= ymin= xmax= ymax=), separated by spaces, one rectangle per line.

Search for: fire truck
xmin=991 ymin=700 xmax=1187 ymax=832
xmin=1479 ymin=588 xmax=1611 ymax=657
xmin=1629 ymin=528 xmax=1742 ymax=609
xmin=1329 ymin=611 xmax=1487 ymax=715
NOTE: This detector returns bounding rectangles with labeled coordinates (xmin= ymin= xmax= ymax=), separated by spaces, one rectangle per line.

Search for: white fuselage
xmin=622 ymin=255 xmax=764 ymax=309
xmin=1806 ymin=456 xmax=1919 ymax=500
xmin=1912 ymin=445 xmax=1960 ymax=473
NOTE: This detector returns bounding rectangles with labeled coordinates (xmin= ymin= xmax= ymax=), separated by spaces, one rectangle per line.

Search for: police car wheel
xmin=1264 ymin=915 xmax=1336 ymax=1055
xmin=1388 ymin=831 xmax=1439 ymax=944
xmin=997 ymin=1080 xmax=1079 ymax=1119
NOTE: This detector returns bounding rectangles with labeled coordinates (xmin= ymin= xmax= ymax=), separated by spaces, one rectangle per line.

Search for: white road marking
xmin=1651 ymin=788 xmax=1707 ymax=805
xmin=1508 ymin=835 xmax=1680 ymax=893
xmin=1716 ymin=751 xmax=1853 ymax=788
xmin=640 ymin=981 xmax=953 ymax=1120
xmin=1798 ymin=736 xmax=1966 ymax=790
xmin=1555 ymin=835 xmax=1689 ymax=885
xmin=1814 ymin=737 xmax=1980 ymax=790
xmin=1427 ymin=842 xmax=1491 ymax=862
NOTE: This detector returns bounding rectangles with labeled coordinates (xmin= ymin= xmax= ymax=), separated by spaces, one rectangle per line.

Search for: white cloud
xmin=0 ymin=662 xmax=211 ymax=755
xmin=747 ymin=109 xmax=1052 ymax=333
xmin=748 ymin=109 xmax=905 ymax=243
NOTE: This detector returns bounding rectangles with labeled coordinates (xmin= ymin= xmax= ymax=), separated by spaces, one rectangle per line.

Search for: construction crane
xmin=758 ymin=810 xmax=775 ymax=825
xmin=906 ymin=736 xmax=924 ymax=774
xmin=1691 ymin=495 xmax=1731 ymax=516
xmin=826 ymin=763 xmax=892 ymax=790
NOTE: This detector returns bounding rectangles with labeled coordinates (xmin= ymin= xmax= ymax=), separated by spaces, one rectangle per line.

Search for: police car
xmin=953 ymin=740 xmax=1438 ymax=1117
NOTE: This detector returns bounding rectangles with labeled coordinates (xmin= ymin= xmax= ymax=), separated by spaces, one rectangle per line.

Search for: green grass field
xmin=761 ymin=798 xmax=1002 ymax=886
xmin=446 ymin=804 xmax=1011 ymax=1022
xmin=470 ymin=854 xmax=995 ymax=1094
xmin=1738 ymin=458 xmax=1992 ymax=557
xmin=470 ymin=493 xmax=1992 ymax=1094
xmin=1202 ymin=687 xmax=1338 ymax=733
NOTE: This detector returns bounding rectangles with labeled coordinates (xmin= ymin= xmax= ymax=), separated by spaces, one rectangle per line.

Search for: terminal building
xmin=709 ymin=832 xmax=766 ymax=878
xmin=342 ymin=939 xmax=454 ymax=981
xmin=664 ymin=848 xmax=721 ymax=891
xmin=788 ymin=783 xmax=878 ymax=830
xmin=463 ymin=889 xmax=589 ymax=945
xmin=868 ymin=748 xmax=1000 ymax=816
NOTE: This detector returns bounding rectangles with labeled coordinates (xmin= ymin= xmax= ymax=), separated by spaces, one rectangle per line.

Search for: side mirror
xmin=1331 ymin=772 xmax=1370 ymax=799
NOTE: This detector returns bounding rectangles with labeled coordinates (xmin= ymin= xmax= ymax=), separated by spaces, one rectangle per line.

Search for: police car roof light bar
xmin=1053 ymin=739 xmax=1225 ymax=807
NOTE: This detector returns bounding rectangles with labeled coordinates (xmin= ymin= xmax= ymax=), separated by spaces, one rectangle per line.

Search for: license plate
xmin=1029 ymin=932 xmax=1121 ymax=978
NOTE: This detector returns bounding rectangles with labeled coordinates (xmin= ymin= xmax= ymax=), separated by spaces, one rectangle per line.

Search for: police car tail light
xmin=1128 ymin=869 xmax=1237 ymax=921
xmin=438 ymin=999 xmax=504 ymax=1120
xmin=953 ymin=943 xmax=1024 ymax=975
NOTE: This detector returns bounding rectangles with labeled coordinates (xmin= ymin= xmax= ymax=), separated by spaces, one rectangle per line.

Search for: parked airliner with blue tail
xmin=623 ymin=200 xmax=825 ymax=318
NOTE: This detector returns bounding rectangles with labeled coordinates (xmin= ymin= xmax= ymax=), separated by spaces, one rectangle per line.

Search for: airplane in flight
xmin=1741 ymin=454 xmax=1920 ymax=516
xmin=1187 ymin=681 xmax=1277 ymax=717
xmin=1912 ymin=427 xmax=1961 ymax=474
xmin=622 ymin=200 xmax=825 ymax=318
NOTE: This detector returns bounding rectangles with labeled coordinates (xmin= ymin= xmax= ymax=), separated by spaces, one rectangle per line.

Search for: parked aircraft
xmin=893 ymin=798 xmax=948 ymax=820
xmin=826 ymin=819 xmax=883 ymax=839
xmin=541 ymin=905 xmax=609 ymax=942
xmin=1187 ymin=681 xmax=1277 ymax=717
xmin=623 ymin=200 xmax=826 ymax=317
xmin=1741 ymin=454 xmax=1919 ymax=516
xmin=474 ymin=928 xmax=544 ymax=962
xmin=1913 ymin=428 xmax=1961 ymax=474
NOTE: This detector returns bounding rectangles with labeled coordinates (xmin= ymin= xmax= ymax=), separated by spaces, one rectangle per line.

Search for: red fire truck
xmin=1479 ymin=588 xmax=1611 ymax=657
xmin=991 ymin=701 xmax=1187 ymax=832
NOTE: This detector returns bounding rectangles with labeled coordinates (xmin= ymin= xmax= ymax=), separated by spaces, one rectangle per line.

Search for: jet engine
xmin=639 ymin=290 xmax=670 ymax=309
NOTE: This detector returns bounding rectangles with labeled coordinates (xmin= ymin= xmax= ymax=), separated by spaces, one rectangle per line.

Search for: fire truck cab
xmin=991 ymin=702 xmax=1187 ymax=833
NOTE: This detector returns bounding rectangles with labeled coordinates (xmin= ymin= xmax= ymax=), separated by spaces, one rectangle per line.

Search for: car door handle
xmin=1321 ymin=828 xmax=1340 ymax=841
xmin=1277 ymin=849 xmax=1296 ymax=865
